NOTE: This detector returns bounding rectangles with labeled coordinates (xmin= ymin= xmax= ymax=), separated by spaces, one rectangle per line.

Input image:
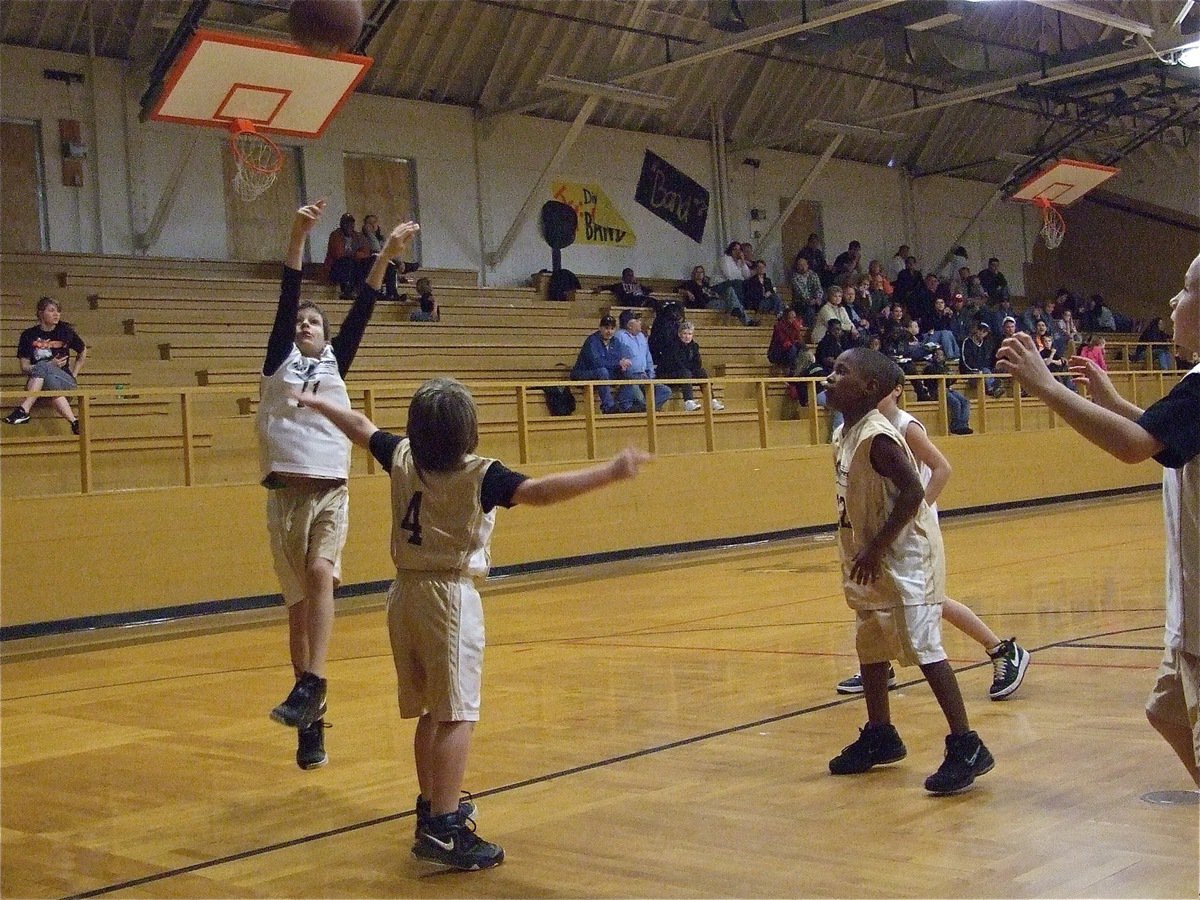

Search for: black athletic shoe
xmin=829 ymin=722 xmax=907 ymax=775
xmin=412 ymin=810 xmax=504 ymax=871
xmin=270 ymin=672 xmax=327 ymax=729
xmin=296 ymin=718 xmax=329 ymax=770
xmin=924 ymin=730 xmax=995 ymax=794
xmin=414 ymin=792 xmax=478 ymax=837
xmin=988 ymin=638 xmax=1030 ymax=700
xmin=3 ymin=408 xmax=30 ymax=425
xmin=70 ymin=419 xmax=80 ymax=435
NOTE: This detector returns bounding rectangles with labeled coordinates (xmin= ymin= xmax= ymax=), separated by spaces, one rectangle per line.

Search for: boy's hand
xmin=850 ymin=544 xmax=884 ymax=585
xmin=610 ymin=447 xmax=651 ymax=480
xmin=995 ymin=332 xmax=1057 ymax=395
xmin=292 ymin=200 xmax=327 ymax=239
xmin=1067 ymin=355 xmax=1119 ymax=406
xmin=383 ymin=221 xmax=420 ymax=260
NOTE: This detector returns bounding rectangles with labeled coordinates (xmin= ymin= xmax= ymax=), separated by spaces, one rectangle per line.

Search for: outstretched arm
xmin=997 ymin=333 xmax=1163 ymax=463
xmin=294 ymin=389 xmax=378 ymax=450
xmin=512 ymin=447 xmax=650 ymax=506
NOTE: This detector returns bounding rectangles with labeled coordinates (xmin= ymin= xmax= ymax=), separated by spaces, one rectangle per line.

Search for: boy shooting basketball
xmin=824 ymin=348 xmax=994 ymax=794
xmin=297 ymin=377 xmax=650 ymax=870
xmin=997 ymin=252 xmax=1199 ymax=787
xmin=260 ymin=200 xmax=418 ymax=770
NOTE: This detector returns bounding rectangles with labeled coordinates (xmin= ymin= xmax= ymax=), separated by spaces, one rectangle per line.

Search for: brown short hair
xmin=407 ymin=377 xmax=479 ymax=472
xmin=36 ymin=296 xmax=61 ymax=315
xmin=297 ymin=301 xmax=329 ymax=339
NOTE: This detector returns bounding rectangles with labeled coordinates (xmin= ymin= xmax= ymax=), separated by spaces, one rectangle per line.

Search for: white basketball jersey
xmin=833 ymin=410 xmax=945 ymax=611
xmin=1164 ymin=363 xmax=1200 ymax=655
xmin=257 ymin=344 xmax=351 ymax=480
xmin=388 ymin=438 xmax=497 ymax=578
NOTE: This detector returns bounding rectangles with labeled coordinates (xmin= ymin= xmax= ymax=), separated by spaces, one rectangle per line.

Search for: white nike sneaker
xmin=683 ymin=399 xmax=702 ymax=412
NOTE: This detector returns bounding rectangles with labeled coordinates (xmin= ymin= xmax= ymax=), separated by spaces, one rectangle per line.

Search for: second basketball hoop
xmin=1011 ymin=159 xmax=1119 ymax=250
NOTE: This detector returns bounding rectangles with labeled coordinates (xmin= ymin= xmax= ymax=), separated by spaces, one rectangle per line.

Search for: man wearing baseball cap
xmin=614 ymin=309 xmax=671 ymax=413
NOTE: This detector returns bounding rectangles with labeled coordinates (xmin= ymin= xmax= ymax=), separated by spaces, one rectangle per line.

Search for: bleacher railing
xmin=0 ymin=368 xmax=1183 ymax=498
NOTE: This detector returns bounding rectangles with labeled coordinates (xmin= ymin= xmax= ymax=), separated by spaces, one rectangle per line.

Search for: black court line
xmin=1057 ymin=642 xmax=1162 ymax=651
xmin=62 ymin=622 xmax=1161 ymax=900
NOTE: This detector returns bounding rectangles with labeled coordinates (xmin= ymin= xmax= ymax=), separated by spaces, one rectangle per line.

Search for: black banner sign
xmin=634 ymin=150 xmax=709 ymax=244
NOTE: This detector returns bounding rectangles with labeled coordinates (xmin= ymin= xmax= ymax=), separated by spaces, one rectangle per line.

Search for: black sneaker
xmin=412 ymin=810 xmax=504 ymax=871
xmin=988 ymin=638 xmax=1030 ymax=700
xmin=414 ymin=792 xmax=478 ymax=837
xmin=3 ymin=408 xmax=30 ymax=425
xmin=70 ymin=420 xmax=80 ymax=435
xmin=829 ymin=722 xmax=907 ymax=775
xmin=924 ymin=730 xmax=994 ymax=794
xmin=296 ymin=718 xmax=329 ymax=770
xmin=270 ymin=672 xmax=327 ymax=728
xmin=835 ymin=665 xmax=898 ymax=694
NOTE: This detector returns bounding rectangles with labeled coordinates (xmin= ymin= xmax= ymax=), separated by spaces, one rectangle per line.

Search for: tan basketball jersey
xmin=833 ymin=410 xmax=946 ymax=611
xmin=388 ymin=438 xmax=497 ymax=578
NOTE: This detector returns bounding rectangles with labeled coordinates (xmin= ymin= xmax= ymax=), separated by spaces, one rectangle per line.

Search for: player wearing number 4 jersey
xmin=297 ymin=377 xmax=650 ymax=871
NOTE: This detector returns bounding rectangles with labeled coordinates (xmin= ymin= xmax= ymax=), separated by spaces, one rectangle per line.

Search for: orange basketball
xmin=287 ymin=0 xmax=364 ymax=56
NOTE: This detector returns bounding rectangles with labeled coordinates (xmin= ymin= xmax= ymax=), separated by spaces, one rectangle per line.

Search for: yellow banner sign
xmin=551 ymin=180 xmax=635 ymax=247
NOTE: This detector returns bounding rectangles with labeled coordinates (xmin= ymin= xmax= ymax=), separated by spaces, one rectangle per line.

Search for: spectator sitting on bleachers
xmin=1020 ymin=298 xmax=1051 ymax=335
xmin=648 ymin=298 xmax=685 ymax=370
xmin=658 ymin=319 xmax=724 ymax=412
xmin=1032 ymin=320 xmax=1071 ymax=382
xmin=1054 ymin=308 xmax=1082 ymax=355
xmin=796 ymin=233 xmax=832 ymax=288
xmin=988 ymin=297 xmax=1018 ymax=334
xmin=924 ymin=345 xmax=973 ymax=435
xmin=323 ymin=213 xmax=371 ymax=299
xmin=922 ymin=296 xmax=961 ymax=360
xmin=815 ymin=317 xmax=852 ymax=376
xmin=789 ymin=255 xmax=824 ymax=325
xmin=811 ymin=285 xmax=857 ymax=344
xmin=614 ymin=309 xmax=671 ymax=413
xmin=1078 ymin=333 xmax=1108 ymax=371
xmin=409 ymin=278 xmax=440 ymax=322
xmin=677 ymin=265 xmax=720 ymax=310
xmin=744 ymin=259 xmax=784 ymax=317
xmin=909 ymin=272 xmax=940 ymax=327
xmin=889 ymin=318 xmax=936 ymax=401
xmin=877 ymin=301 xmax=907 ymax=338
xmin=889 ymin=245 xmax=910 ymax=281
xmin=978 ymin=257 xmax=1010 ymax=302
xmin=892 ymin=255 xmax=923 ymax=307
xmin=941 ymin=245 xmax=970 ymax=281
xmin=361 ymin=214 xmax=417 ymax=300
xmin=1134 ymin=317 xmax=1175 ymax=370
xmin=832 ymin=240 xmax=863 ymax=285
xmin=865 ymin=271 xmax=891 ymax=318
xmin=768 ymin=306 xmax=812 ymax=377
xmin=2 ymin=296 xmax=87 ymax=432
xmin=571 ymin=314 xmax=626 ymax=414
xmin=960 ymin=320 xmax=1003 ymax=397
xmin=599 ymin=268 xmax=649 ymax=306
xmin=950 ymin=265 xmax=972 ymax=298
xmin=714 ymin=242 xmax=755 ymax=326
xmin=1081 ymin=293 xmax=1117 ymax=332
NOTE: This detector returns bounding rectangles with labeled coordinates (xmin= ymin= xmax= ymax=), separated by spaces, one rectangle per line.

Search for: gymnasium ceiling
xmin=3 ymin=0 xmax=1199 ymax=193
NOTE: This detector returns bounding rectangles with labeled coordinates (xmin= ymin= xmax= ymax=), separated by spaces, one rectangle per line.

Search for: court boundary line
xmin=5 ymin=483 xmax=1157 ymax=643
xmin=61 ymin=623 xmax=1161 ymax=900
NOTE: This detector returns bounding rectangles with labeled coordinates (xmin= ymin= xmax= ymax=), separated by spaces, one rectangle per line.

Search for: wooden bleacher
xmin=531 ymin=271 xmax=685 ymax=301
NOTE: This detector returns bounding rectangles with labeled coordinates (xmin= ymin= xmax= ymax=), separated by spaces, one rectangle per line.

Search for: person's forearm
xmin=301 ymin=395 xmax=377 ymax=449
xmin=285 ymin=227 xmax=307 ymax=271
xmin=867 ymin=484 xmax=923 ymax=556
xmin=71 ymin=348 xmax=87 ymax=377
xmin=516 ymin=460 xmax=622 ymax=506
xmin=365 ymin=251 xmax=391 ymax=291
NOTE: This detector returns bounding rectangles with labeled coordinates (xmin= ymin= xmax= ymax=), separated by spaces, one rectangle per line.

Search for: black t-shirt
xmin=1139 ymin=370 xmax=1200 ymax=469
xmin=368 ymin=431 xmax=528 ymax=512
xmin=17 ymin=322 xmax=84 ymax=365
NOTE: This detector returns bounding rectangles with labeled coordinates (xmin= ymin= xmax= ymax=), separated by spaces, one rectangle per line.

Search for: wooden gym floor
xmin=2 ymin=493 xmax=1196 ymax=899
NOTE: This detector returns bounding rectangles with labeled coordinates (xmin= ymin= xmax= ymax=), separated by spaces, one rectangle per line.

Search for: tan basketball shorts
xmin=266 ymin=481 xmax=349 ymax=607
xmin=855 ymin=603 xmax=946 ymax=668
xmin=387 ymin=573 xmax=484 ymax=723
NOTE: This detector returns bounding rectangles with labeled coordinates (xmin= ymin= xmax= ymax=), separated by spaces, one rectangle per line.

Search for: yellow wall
xmin=0 ymin=430 xmax=1160 ymax=629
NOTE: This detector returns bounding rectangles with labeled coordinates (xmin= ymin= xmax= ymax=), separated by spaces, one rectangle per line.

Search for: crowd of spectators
xmin=323 ymin=211 xmax=419 ymax=300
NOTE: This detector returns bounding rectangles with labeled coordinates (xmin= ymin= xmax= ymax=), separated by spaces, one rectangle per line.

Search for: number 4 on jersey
xmin=401 ymin=491 xmax=423 ymax=545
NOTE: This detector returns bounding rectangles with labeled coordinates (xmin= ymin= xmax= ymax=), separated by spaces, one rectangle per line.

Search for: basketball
xmin=287 ymin=0 xmax=364 ymax=56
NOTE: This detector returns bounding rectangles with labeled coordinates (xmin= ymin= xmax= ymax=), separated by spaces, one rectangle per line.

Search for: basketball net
xmin=1033 ymin=197 xmax=1066 ymax=250
xmin=229 ymin=119 xmax=283 ymax=202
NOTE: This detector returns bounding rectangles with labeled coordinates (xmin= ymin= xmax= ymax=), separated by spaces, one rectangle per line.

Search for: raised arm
xmin=997 ymin=333 xmax=1163 ymax=463
xmin=512 ymin=447 xmax=650 ymax=506
xmin=266 ymin=201 xmax=326 ymax=376
xmin=294 ymin=388 xmax=378 ymax=450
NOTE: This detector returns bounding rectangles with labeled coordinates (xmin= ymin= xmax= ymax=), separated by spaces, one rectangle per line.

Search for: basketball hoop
xmin=1033 ymin=197 xmax=1066 ymax=250
xmin=229 ymin=118 xmax=283 ymax=201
